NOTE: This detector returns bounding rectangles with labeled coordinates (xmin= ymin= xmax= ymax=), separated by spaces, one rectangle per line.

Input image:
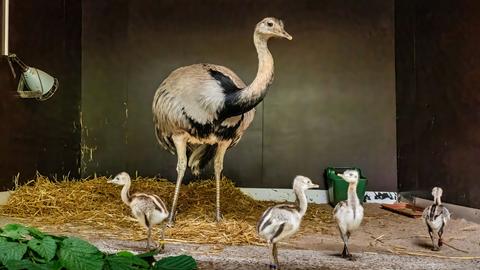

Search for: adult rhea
xmin=153 ymin=17 xmax=292 ymax=225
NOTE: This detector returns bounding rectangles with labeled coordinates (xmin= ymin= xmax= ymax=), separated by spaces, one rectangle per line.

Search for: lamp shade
xmin=17 ymin=67 xmax=59 ymax=100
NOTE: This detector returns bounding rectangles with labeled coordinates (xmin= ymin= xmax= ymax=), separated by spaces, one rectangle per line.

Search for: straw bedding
xmin=0 ymin=175 xmax=334 ymax=245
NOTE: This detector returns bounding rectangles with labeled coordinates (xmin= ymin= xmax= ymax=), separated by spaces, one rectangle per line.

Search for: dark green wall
xmin=82 ymin=0 xmax=396 ymax=190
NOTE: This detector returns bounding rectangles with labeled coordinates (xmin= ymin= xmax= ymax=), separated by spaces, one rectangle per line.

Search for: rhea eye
xmin=267 ymin=22 xmax=273 ymax=27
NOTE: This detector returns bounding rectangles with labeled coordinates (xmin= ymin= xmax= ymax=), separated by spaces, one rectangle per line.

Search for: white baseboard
xmin=410 ymin=197 xmax=480 ymax=223
xmin=0 ymin=188 xmax=397 ymax=207
xmin=0 ymin=191 xmax=12 ymax=205
xmin=239 ymin=188 xmax=397 ymax=204
xmin=239 ymin=188 xmax=329 ymax=204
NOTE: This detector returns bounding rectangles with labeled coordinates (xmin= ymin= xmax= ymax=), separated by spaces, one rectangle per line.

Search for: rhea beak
xmin=280 ymin=30 xmax=293 ymax=40
xmin=107 ymin=179 xmax=114 ymax=184
xmin=310 ymin=183 xmax=320 ymax=189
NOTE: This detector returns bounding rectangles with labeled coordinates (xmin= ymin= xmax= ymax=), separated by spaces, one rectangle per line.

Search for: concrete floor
xmin=94 ymin=239 xmax=478 ymax=270
xmin=1 ymin=204 xmax=479 ymax=269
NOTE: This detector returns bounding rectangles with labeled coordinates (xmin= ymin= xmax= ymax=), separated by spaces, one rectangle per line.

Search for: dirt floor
xmin=291 ymin=204 xmax=480 ymax=258
xmin=1 ymin=204 xmax=479 ymax=269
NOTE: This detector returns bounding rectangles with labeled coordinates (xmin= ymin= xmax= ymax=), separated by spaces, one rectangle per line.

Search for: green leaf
xmin=0 ymin=224 xmax=30 ymax=240
xmin=0 ymin=242 xmax=28 ymax=265
xmin=136 ymin=250 xmax=159 ymax=265
xmin=4 ymin=259 xmax=52 ymax=270
xmin=114 ymin=251 xmax=135 ymax=257
xmin=103 ymin=252 xmax=151 ymax=270
xmin=26 ymin=227 xmax=46 ymax=240
xmin=28 ymin=236 xmax=56 ymax=262
xmin=58 ymin=237 xmax=103 ymax=270
xmin=43 ymin=260 xmax=63 ymax=270
xmin=48 ymin=234 xmax=68 ymax=243
xmin=153 ymin=255 xmax=197 ymax=270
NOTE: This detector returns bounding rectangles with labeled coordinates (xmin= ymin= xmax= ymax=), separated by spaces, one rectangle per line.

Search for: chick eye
xmin=267 ymin=22 xmax=273 ymax=27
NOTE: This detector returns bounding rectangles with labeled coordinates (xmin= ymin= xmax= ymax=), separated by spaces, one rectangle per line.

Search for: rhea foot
xmin=215 ymin=212 xmax=224 ymax=223
xmin=167 ymin=211 xmax=177 ymax=227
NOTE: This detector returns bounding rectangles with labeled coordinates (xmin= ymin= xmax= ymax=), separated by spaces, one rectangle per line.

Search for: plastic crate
xmin=325 ymin=167 xmax=367 ymax=206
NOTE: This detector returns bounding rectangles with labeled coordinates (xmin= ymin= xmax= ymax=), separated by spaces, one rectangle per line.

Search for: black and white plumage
xmin=108 ymin=172 xmax=169 ymax=250
xmin=257 ymin=176 xmax=319 ymax=270
xmin=333 ymin=169 xmax=364 ymax=260
xmin=152 ymin=17 xmax=292 ymax=225
xmin=422 ymin=187 xmax=451 ymax=251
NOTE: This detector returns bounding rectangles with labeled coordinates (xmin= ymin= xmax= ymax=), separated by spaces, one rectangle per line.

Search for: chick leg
xmin=160 ymin=224 xmax=166 ymax=251
xmin=345 ymin=231 xmax=354 ymax=260
xmin=146 ymin=225 xmax=152 ymax=249
xmin=428 ymin=225 xmax=439 ymax=251
xmin=268 ymin=243 xmax=277 ymax=269
xmin=438 ymin=224 xmax=445 ymax=248
xmin=273 ymin=243 xmax=280 ymax=269
xmin=338 ymin=226 xmax=350 ymax=259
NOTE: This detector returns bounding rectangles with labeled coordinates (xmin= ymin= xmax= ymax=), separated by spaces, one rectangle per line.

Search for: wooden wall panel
xmin=0 ymin=0 xmax=81 ymax=189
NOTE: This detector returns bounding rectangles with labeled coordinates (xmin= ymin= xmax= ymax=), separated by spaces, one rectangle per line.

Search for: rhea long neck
xmin=294 ymin=188 xmax=309 ymax=216
xmin=347 ymin=182 xmax=360 ymax=207
xmin=247 ymin=33 xmax=274 ymax=98
xmin=222 ymin=33 xmax=273 ymax=117
xmin=120 ymin=180 xmax=132 ymax=206
xmin=434 ymin=196 xmax=442 ymax=205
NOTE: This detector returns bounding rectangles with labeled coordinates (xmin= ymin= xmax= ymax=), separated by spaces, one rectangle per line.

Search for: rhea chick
xmin=108 ymin=172 xmax=169 ymax=250
xmin=422 ymin=187 xmax=451 ymax=251
xmin=333 ymin=169 xmax=364 ymax=260
xmin=257 ymin=176 xmax=319 ymax=270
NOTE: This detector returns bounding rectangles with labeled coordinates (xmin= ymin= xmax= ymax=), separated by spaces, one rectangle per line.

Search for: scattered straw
xmin=389 ymin=247 xmax=480 ymax=260
xmin=0 ymin=175 xmax=333 ymax=246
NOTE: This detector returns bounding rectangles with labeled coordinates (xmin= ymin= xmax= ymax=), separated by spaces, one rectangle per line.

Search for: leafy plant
xmin=153 ymin=255 xmax=197 ymax=270
xmin=0 ymin=224 xmax=197 ymax=270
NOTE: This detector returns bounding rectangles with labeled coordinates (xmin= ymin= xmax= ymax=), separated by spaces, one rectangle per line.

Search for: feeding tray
xmin=381 ymin=203 xmax=424 ymax=218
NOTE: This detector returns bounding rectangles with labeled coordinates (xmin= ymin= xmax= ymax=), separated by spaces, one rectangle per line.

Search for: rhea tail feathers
xmin=188 ymin=144 xmax=218 ymax=175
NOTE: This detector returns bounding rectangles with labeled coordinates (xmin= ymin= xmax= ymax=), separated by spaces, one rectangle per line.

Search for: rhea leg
xmin=146 ymin=225 xmax=152 ymax=249
xmin=168 ymin=135 xmax=188 ymax=226
xmin=213 ymin=141 xmax=230 ymax=222
xmin=273 ymin=243 xmax=280 ymax=269
xmin=427 ymin=225 xmax=438 ymax=251
xmin=339 ymin=226 xmax=353 ymax=260
xmin=438 ymin=224 xmax=445 ymax=248
xmin=159 ymin=224 xmax=166 ymax=251
xmin=268 ymin=242 xmax=277 ymax=270
xmin=345 ymin=231 xmax=354 ymax=260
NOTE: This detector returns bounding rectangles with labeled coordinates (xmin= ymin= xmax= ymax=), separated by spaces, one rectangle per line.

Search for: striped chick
xmin=108 ymin=172 xmax=169 ymax=250
xmin=257 ymin=176 xmax=319 ymax=270
xmin=422 ymin=187 xmax=451 ymax=251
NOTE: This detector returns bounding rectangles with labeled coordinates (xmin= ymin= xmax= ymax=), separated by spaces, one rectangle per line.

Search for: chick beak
xmin=107 ymin=179 xmax=114 ymax=184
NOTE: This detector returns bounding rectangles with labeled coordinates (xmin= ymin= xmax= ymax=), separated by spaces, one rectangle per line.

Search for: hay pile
xmin=0 ymin=175 xmax=334 ymax=245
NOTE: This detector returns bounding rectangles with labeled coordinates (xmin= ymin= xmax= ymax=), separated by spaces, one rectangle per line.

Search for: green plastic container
xmin=325 ymin=167 xmax=367 ymax=206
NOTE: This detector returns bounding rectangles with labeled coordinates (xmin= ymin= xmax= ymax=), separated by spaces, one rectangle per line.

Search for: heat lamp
xmin=7 ymin=54 xmax=59 ymax=101
xmin=2 ymin=0 xmax=59 ymax=101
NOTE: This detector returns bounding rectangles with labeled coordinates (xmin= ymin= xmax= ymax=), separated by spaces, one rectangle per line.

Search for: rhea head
xmin=338 ymin=169 xmax=360 ymax=184
xmin=293 ymin=175 xmax=320 ymax=191
xmin=255 ymin=17 xmax=292 ymax=40
xmin=108 ymin=172 xmax=130 ymax=186
xmin=432 ymin=187 xmax=443 ymax=198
